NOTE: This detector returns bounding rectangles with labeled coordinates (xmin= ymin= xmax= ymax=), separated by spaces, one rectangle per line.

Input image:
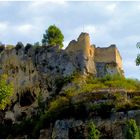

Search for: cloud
xmin=0 ymin=22 xmax=8 ymax=31
xmin=105 ymin=3 xmax=117 ymax=12
xmin=17 ymin=24 xmax=33 ymax=34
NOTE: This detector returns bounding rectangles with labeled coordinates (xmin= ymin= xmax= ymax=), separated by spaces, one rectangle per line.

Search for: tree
xmin=125 ymin=119 xmax=139 ymax=139
xmin=42 ymin=25 xmax=64 ymax=48
xmin=87 ymin=121 xmax=100 ymax=139
xmin=136 ymin=42 xmax=140 ymax=65
xmin=15 ymin=42 xmax=24 ymax=51
xmin=0 ymin=42 xmax=5 ymax=53
xmin=0 ymin=75 xmax=13 ymax=110
xmin=34 ymin=42 xmax=41 ymax=47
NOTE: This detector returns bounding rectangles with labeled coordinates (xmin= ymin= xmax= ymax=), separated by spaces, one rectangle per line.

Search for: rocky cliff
xmin=0 ymin=33 xmax=139 ymax=139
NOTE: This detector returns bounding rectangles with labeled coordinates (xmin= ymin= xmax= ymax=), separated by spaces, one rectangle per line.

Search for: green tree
xmin=87 ymin=121 xmax=100 ymax=139
xmin=0 ymin=75 xmax=13 ymax=110
xmin=125 ymin=119 xmax=139 ymax=139
xmin=42 ymin=25 xmax=64 ymax=48
xmin=136 ymin=42 xmax=140 ymax=65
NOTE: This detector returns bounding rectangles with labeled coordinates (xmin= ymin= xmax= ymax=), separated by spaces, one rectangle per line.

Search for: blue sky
xmin=0 ymin=1 xmax=140 ymax=79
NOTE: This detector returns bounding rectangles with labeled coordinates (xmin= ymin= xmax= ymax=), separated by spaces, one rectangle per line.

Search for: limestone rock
xmin=52 ymin=120 xmax=69 ymax=139
xmin=5 ymin=111 xmax=15 ymax=122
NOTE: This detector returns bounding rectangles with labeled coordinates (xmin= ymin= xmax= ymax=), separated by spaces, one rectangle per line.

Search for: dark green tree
xmin=42 ymin=25 xmax=64 ymax=48
xmin=87 ymin=121 xmax=100 ymax=139
xmin=125 ymin=119 xmax=139 ymax=139
xmin=136 ymin=42 xmax=140 ymax=65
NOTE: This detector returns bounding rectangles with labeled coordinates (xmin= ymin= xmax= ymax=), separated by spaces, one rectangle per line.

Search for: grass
xmin=64 ymin=74 xmax=140 ymax=97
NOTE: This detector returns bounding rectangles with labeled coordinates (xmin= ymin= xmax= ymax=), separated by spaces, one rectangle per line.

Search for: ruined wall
xmin=66 ymin=33 xmax=94 ymax=58
xmin=94 ymin=44 xmax=123 ymax=76
xmin=115 ymin=48 xmax=122 ymax=69
xmin=66 ymin=33 xmax=96 ymax=75
xmin=94 ymin=46 xmax=116 ymax=63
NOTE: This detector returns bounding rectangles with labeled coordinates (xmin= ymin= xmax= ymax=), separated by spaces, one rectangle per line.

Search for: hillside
xmin=0 ymin=33 xmax=140 ymax=139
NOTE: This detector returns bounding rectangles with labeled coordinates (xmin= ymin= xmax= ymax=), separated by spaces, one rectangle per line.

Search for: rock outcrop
xmin=0 ymin=32 xmax=127 ymax=139
xmin=0 ymin=32 xmax=124 ymax=104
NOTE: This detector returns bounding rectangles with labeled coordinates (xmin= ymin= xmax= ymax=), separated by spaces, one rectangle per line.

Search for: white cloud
xmin=17 ymin=24 xmax=33 ymax=34
xmin=106 ymin=3 xmax=117 ymax=12
xmin=0 ymin=22 xmax=8 ymax=32
xmin=27 ymin=0 xmax=67 ymax=11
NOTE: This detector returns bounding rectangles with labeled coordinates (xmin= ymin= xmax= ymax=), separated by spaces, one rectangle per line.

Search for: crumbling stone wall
xmin=66 ymin=33 xmax=123 ymax=77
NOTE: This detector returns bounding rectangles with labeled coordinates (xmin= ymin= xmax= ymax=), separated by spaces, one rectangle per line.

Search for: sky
xmin=0 ymin=1 xmax=140 ymax=79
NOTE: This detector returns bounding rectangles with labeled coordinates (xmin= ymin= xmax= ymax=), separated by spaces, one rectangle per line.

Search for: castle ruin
xmin=66 ymin=32 xmax=124 ymax=77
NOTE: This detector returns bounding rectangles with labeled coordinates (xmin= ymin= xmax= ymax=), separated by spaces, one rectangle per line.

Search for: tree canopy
xmin=42 ymin=25 xmax=64 ymax=48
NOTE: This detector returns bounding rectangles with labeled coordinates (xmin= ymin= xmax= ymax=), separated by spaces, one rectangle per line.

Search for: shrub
xmin=125 ymin=119 xmax=139 ymax=139
xmin=87 ymin=121 xmax=100 ymax=139
xmin=25 ymin=43 xmax=33 ymax=54
xmin=90 ymin=102 xmax=114 ymax=118
xmin=0 ymin=75 xmax=13 ymax=110
xmin=33 ymin=96 xmax=70 ymax=137
xmin=0 ymin=44 xmax=5 ymax=53
xmin=6 ymin=45 xmax=14 ymax=50
xmin=15 ymin=42 xmax=24 ymax=51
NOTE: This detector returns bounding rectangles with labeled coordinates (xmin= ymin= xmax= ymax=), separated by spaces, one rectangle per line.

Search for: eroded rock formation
xmin=0 ymin=32 xmax=127 ymax=139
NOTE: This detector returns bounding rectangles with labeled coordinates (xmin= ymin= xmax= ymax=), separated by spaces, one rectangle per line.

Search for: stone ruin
xmin=66 ymin=32 xmax=124 ymax=77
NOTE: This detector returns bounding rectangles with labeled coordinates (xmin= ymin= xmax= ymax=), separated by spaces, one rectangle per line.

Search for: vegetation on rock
xmin=125 ymin=119 xmax=139 ymax=139
xmin=87 ymin=121 xmax=100 ymax=139
xmin=0 ymin=75 xmax=13 ymax=110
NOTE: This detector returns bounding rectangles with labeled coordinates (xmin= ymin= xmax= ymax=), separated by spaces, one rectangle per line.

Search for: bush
xmin=6 ymin=45 xmax=14 ymax=50
xmin=65 ymin=74 xmax=140 ymax=97
xmin=33 ymin=96 xmax=70 ymax=137
xmin=25 ymin=43 xmax=33 ymax=54
xmin=0 ymin=75 xmax=13 ymax=110
xmin=15 ymin=42 xmax=24 ymax=51
xmin=0 ymin=44 xmax=5 ymax=53
xmin=87 ymin=121 xmax=100 ymax=139
xmin=125 ymin=119 xmax=139 ymax=139
xmin=90 ymin=102 xmax=114 ymax=118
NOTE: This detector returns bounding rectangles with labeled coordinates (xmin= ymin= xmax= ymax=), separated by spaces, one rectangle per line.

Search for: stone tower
xmin=66 ymin=32 xmax=96 ymax=75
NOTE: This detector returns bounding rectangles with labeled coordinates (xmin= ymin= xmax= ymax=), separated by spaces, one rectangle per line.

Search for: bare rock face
xmin=52 ymin=120 xmax=69 ymax=139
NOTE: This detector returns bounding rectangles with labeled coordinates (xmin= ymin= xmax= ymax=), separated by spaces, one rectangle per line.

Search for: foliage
xmin=136 ymin=54 xmax=140 ymax=66
xmin=25 ymin=43 xmax=33 ymax=53
xmin=15 ymin=42 xmax=24 ymax=51
xmin=90 ymin=102 xmax=114 ymax=118
xmin=64 ymin=74 xmax=140 ymax=97
xmin=87 ymin=121 xmax=100 ymax=139
xmin=136 ymin=43 xmax=140 ymax=65
xmin=125 ymin=119 xmax=139 ymax=139
xmin=34 ymin=42 xmax=41 ymax=47
xmin=42 ymin=25 xmax=64 ymax=48
xmin=0 ymin=75 xmax=13 ymax=110
xmin=33 ymin=96 xmax=70 ymax=137
xmin=6 ymin=45 xmax=14 ymax=50
xmin=0 ymin=44 xmax=5 ymax=53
